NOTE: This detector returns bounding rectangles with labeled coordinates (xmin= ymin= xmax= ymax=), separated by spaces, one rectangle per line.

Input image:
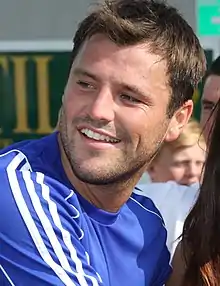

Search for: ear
xmin=165 ymin=100 xmax=193 ymax=142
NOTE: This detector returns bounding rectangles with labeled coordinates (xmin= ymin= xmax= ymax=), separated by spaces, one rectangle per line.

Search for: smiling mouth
xmin=80 ymin=128 xmax=120 ymax=143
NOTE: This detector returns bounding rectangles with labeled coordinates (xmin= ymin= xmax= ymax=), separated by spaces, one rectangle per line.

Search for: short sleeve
xmin=0 ymin=167 xmax=103 ymax=286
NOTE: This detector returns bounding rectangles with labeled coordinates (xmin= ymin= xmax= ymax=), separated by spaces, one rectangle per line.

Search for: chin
xmin=71 ymin=161 xmax=107 ymax=183
xmin=71 ymin=160 xmax=127 ymax=185
xmin=73 ymin=170 xmax=115 ymax=185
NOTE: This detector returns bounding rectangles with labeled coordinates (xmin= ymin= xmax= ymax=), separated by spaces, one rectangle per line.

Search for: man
xmin=0 ymin=0 xmax=206 ymax=285
xmin=200 ymin=55 xmax=220 ymax=140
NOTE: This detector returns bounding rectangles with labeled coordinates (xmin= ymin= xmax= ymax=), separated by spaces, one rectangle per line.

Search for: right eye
xmin=202 ymin=103 xmax=215 ymax=111
xmin=76 ymin=80 xmax=95 ymax=90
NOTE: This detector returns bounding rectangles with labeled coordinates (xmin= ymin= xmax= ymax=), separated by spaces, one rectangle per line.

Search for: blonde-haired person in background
xmin=148 ymin=118 xmax=206 ymax=186
xmin=137 ymin=118 xmax=206 ymax=257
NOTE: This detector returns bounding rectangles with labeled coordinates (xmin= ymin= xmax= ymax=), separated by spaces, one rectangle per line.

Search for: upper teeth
xmin=80 ymin=128 xmax=119 ymax=143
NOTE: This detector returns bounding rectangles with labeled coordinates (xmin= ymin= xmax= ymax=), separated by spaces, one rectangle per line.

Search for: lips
xmin=80 ymin=128 xmax=120 ymax=143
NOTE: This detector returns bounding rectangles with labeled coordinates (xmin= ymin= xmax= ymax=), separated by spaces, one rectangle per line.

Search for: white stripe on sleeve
xmin=7 ymin=154 xmax=76 ymax=286
xmin=36 ymin=172 xmax=99 ymax=286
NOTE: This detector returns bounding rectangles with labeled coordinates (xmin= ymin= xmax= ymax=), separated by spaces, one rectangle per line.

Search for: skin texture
xmin=149 ymin=143 xmax=206 ymax=185
xmin=58 ymin=34 xmax=192 ymax=212
xmin=201 ymin=75 xmax=220 ymax=141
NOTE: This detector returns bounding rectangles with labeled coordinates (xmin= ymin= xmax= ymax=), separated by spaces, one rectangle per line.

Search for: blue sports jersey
xmin=0 ymin=132 xmax=171 ymax=286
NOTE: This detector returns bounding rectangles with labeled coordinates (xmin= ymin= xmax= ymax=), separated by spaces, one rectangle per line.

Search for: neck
xmin=58 ymin=136 xmax=143 ymax=212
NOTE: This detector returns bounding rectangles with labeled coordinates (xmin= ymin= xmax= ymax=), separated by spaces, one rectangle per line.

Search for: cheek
xmin=201 ymin=110 xmax=215 ymax=131
xmin=117 ymin=112 xmax=145 ymax=144
xmin=156 ymin=161 xmax=172 ymax=177
xmin=169 ymin=167 xmax=184 ymax=180
xmin=202 ymin=118 xmax=213 ymax=141
xmin=122 ymin=111 xmax=143 ymax=128
xmin=200 ymin=112 xmax=208 ymax=127
xmin=63 ymin=89 xmax=84 ymax=119
xmin=123 ymin=111 xmax=165 ymax=144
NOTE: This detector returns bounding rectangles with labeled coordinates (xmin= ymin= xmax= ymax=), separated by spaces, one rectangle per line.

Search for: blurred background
xmin=0 ymin=0 xmax=218 ymax=149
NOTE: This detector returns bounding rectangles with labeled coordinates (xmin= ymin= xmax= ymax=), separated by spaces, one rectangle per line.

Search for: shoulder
xmin=130 ymin=187 xmax=164 ymax=221
xmin=0 ymin=137 xmax=37 ymax=157
xmin=136 ymin=181 xmax=199 ymax=211
xmin=0 ymin=133 xmax=59 ymax=173
xmin=129 ymin=188 xmax=167 ymax=241
xmin=137 ymin=180 xmax=199 ymax=197
xmin=0 ymin=147 xmax=82 ymax=236
xmin=0 ymin=166 xmax=80 ymax=232
xmin=136 ymin=182 xmax=199 ymax=257
xmin=0 ymin=166 xmax=101 ymax=285
xmin=130 ymin=189 xmax=173 ymax=285
xmin=0 ymin=142 xmax=36 ymax=171
xmin=0 ymin=132 xmax=57 ymax=157
xmin=128 ymin=188 xmax=172 ymax=283
xmin=0 ymin=133 xmax=79 ymax=234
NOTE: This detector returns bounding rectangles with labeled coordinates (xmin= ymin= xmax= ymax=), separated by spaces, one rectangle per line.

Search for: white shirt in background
xmin=136 ymin=181 xmax=199 ymax=258
xmin=138 ymin=172 xmax=151 ymax=184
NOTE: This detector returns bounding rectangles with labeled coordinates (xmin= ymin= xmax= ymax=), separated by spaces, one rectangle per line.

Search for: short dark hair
xmin=70 ymin=0 xmax=206 ymax=116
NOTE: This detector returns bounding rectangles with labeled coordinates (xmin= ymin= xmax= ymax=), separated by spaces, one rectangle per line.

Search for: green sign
xmin=0 ymin=52 xmax=70 ymax=148
xmin=0 ymin=49 xmax=214 ymax=149
xmin=197 ymin=0 xmax=220 ymax=36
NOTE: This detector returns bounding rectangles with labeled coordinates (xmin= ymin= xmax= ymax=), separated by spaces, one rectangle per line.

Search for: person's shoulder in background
xmin=137 ymin=181 xmax=199 ymax=209
xmin=136 ymin=181 xmax=199 ymax=257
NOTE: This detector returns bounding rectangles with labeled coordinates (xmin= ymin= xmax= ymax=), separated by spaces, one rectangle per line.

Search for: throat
xmin=58 ymin=133 xmax=142 ymax=212
xmin=78 ymin=183 xmax=134 ymax=212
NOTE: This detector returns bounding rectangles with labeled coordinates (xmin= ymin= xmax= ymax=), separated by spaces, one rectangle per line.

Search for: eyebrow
xmin=201 ymin=99 xmax=215 ymax=107
xmin=120 ymin=83 xmax=151 ymax=102
xmin=73 ymin=68 xmax=99 ymax=81
xmin=73 ymin=67 xmax=152 ymax=102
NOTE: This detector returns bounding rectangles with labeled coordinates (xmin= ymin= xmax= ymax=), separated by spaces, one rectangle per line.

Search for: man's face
xmin=59 ymin=34 xmax=191 ymax=185
xmin=149 ymin=143 xmax=206 ymax=186
xmin=201 ymin=75 xmax=220 ymax=140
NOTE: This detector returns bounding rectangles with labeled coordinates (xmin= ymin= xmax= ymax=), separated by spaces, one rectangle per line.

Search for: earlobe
xmin=165 ymin=126 xmax=180 ymax=142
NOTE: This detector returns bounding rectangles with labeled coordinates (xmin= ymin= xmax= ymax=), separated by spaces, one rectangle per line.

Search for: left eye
xmin=120 ymin=94 xmax=141 ymax=103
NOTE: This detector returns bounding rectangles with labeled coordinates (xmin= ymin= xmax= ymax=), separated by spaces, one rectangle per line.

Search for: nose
xmin=87 ymin=87 xmax=115 ymax=122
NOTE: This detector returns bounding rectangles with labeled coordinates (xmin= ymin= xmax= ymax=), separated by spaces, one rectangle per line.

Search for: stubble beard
xmin=58 ymin=109 xmax=166 ymax=186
